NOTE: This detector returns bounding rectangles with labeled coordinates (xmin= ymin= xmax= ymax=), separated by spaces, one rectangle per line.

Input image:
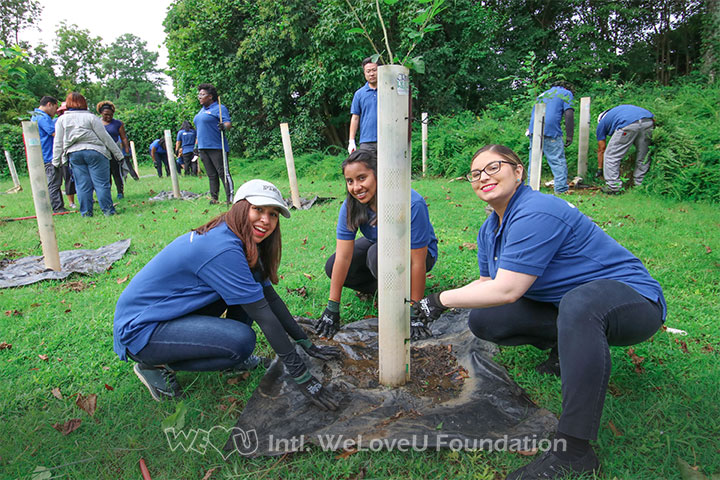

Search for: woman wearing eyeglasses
xmin=414 ymin=144 xmax=665 ymax=479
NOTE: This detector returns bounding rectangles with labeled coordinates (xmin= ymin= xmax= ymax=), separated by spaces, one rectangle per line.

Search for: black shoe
xmin=54 ymin=207 xmax=69 ymax=213
xmin=506 ymin=448 xmax=600 ymax=479
xmin=535 ymin=347 xmax=560 ymax=377
xmin=134 ymin=364 xmax=183 ymax=401
xmin=601 ymin=186 xmax=621 ymax=195
xmin=209 ymin=199 xmax=219 ymax=205
xmin=594 ymin=169 xmax=603 ymax=178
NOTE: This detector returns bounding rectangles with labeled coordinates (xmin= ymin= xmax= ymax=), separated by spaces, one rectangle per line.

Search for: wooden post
xmin=377 ymin=65 xmax=411 ymax=387
xmin=129 ymin=141 xmax=140 ymax=177
xmin=163 ymin=130 xmax=181 ymax=199
xmin=529 ymin=103 xmax=546 ymax=191
xmin=21 ymin=121 xmax=61 ymax=271
xmin=279 ymin=123 xmax=302 ymax=209
xmin=4 ymin=150 xmax=22 ymax=192
xmin=577 ymin=97 xmax=591 ymax=178
xmin=421 ymin=112 xmax=428 ymax=177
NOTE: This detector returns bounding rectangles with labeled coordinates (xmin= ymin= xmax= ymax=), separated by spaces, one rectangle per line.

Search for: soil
xmin=0 ymin=249 xmax=22 ymax=269
xmin=340 ymin=343 xmax=466 ymax=404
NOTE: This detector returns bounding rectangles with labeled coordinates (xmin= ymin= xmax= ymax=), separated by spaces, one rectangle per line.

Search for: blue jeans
xmin=68 ymin=150 xmax=114 ymax=216
xmin=468 ymin=279 xmax=663 ymax=440
xmin=130 ymin=302 xmax=257 ymax=371
xmin=528 ymin=136 xmax=568 ymax=193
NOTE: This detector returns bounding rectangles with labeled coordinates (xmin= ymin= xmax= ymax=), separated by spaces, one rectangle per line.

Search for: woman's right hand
xmin=315 ymin=308 xmax=340 ymax=338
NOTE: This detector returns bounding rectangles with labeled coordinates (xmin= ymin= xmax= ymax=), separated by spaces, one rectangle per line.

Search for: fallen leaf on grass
xmin=201 ymin=467 xmax=220 ymax=480
xmin=677 ymin=457 xmax=713 ymax=480
xmin=301 ymin=236 xmax=307 ymax=245
xmin=38 ymin=354 xmax=48 ymax=361
xmin=73 ymin=243 xmax=83 ymax=248
xmin=627 ymin=347 xmax=645 ymax=373
xmin=335 ymin=448 xmax=358 ymax=459
xmin=52 ymin=418 xmax=81 ymax=435
xmin=227 ymin=372 xmax=250 ymax=385
xmin=675 ymin=338 xmax=690 ymax=354
xmin=462 ymin=242 xmax=477 ymax=250
xmin=303 ymin=273 xmax=313 ymax=280
xmin=104 ymin=383 xmax=114 ymax=391
xmin=703 ymin=245 xmax=712 ymax=254
xmin=701 ymin=344 xmax=715 ymax=353
xmin=608 ymin=420 xmax=623 ymax=436
xmin=117 ymin=275 xmax=129 ymax=284
xmin=4 ymin=309 xmax=22 ymax=317
xmin=31 ymin=466 xmax=51 ymax=480
xmin=51 ymin=388 xmax=63 ymax=400
xmin=286 ymin=286 xmax=308 ymax=298
xmin=514 ymin=449 xmax=538 ymax=456
xmin=75 ymin=393 xmax=97 ymax=417
xmin=0 ymin=342 xmax=11 ymax=350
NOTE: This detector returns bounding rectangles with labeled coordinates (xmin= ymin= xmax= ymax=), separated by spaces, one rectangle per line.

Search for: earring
xmin=516 ymin=178 xmax=521 ymax=182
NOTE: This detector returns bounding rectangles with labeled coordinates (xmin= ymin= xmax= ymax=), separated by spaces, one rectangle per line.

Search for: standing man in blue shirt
xmin=528 ymin=82 xmax=575 ymax=194
xmin=348 ymin=58 xmax=381 ymax=154
xmin=31 ymin=96 xmax=67 ymax=213
xmin=596 ymin=104 xmax=655 ymax=194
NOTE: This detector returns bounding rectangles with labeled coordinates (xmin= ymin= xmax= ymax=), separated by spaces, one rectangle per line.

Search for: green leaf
xmin=383 ymin=0 xmax=400 ymax=4
xmin=31 ymin=466 xmax=52 ymax=480
xmin=413 ymin=11 xmax=429 ymax=24
xmin=417 ymin=0 xmax=433 ymax=3
xmin=409 ymin=56 xmax=425 ymax=74
xmin=346 ymin=27 xmax=364 ymax=35
xmin=161 ymin=401 xmax=187 ymax=431
xmin=435 ymin=422 xmax=443 ymax=430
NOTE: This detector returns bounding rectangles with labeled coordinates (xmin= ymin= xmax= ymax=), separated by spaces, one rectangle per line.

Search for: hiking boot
xmin=235 ymin=354 xmax=262 ymax=371
xmin=505 ymin=448 xmax=600 ymax=479
xmin=54 ymin=207 xmax=69 ymax=213
xmin=601 ymin=185 xmax=621 ymax=195
xmin=133 ymin=363 xmax=183 ymax=401
xmin=535 ymin=347 xmax=560 ymax=377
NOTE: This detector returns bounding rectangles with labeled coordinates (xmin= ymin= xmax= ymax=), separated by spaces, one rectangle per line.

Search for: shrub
xmin=0 ymin=124 xmax=25 ymax=178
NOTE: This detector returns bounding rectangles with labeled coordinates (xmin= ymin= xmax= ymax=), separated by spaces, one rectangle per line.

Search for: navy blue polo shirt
xmin=596 ymin=105 xmax=654 ymax=141
xmin=113 ymin=223 xmax=268 ymax=361
xmin=31 ymin=108 xmax=56 ymax=164
xmin=476 ymin=184 xmax=666 ymax=318
xmin=149 ymin=139 xmax=166 ymax=154
xmin=350 ymin=83 xmax=378 ymax=144
xmin=177 ymin=129 xmax=197 ymax=154
xmin=336 ymin=189 xmax=438 ymax=261
xmin=194 ymin=101 xmax=231 ymax=151
xmin=528 ymin=86 xmax=574 ymax=138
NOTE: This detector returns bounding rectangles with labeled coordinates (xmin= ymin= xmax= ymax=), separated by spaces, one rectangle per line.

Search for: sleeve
xmin=410 ymin=198 xmax=432 ymax=250
xmin=263 ymin=285 xmax=309 ymax=342
xmin=350 ymin=91 xmax=361 ymax=115
xmin=196 ymin=249 xmax=265 ymax=305
xmin=476 ymin=228 xmax=490 ymax=277
xmin=497 ymin=213 xmax=572 ymax=277
xmin=221 ymin=105 xmax=231 ymax=123
xmin=335 ymin=200 xmax=357 ymax=240
xmin=176 ymin=131 xmax=182 ymax=142
xmin=596 ymin=118 xmax=609 ymax=141
xmin=52 ymin=119 xmax=65 ymax=166
xmin=38 ymin=117 xmax=55 ymax=137
xmin=562 ymin=91 xmax=574 ymax=111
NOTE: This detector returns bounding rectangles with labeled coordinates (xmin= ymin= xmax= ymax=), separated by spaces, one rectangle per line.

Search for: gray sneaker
xmin=234 ymin=354 xmax=262 ymax=372
xmin=133 ymin=363 xmax=183 ymax=401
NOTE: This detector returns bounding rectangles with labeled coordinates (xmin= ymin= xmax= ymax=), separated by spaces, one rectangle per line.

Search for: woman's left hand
xmin=305 ymin=344 xmax=343 ymax=361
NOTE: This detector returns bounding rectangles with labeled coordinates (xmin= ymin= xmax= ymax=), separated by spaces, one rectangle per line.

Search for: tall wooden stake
xmin=21 ymin=121 xmax=61 ymax=271
xmin=279 ymin=123 xmax=302 ymax=209
xmin=577 ymin=97 xmax=591 ymax=178
xmin=529 ymin=103 xmax=546 ymax=191
xmin=4 ymin=150 xmax=22 ymax=192
xmin=377 ymin=65 xmax=411 ymax=387
xmin=130 ymin=141 xmax=140 ymax=177
xmin=164 ymin=130 xmax=181 ymax=199
xmin=421 ymin=112 xmax=428 ymax=177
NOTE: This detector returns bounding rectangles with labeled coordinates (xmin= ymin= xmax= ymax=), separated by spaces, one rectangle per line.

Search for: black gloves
xmin=296 ymin=338 xmax=343 ymax=361
xmin=414 ymin=293 xmax=447 ymax=324
xmin=295 ymin=374 xmax=338 ymax=411
xmin=410 ymin=317 xmax=433 ymax=341
xmin=315 ymin=307 xmax=340 ymax=338
xmin=193 ymin=147 xmax=199 ymax=156
xmin=218 ymin=122 xmax=227 ymax=132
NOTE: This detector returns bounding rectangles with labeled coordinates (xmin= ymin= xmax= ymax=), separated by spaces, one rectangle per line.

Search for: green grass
xmin=0 ymin=156 xmax=719 ymax=479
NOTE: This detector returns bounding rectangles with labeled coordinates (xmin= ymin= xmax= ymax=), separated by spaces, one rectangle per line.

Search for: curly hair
xmin=96 ymin=100 xmax=115 ymax=114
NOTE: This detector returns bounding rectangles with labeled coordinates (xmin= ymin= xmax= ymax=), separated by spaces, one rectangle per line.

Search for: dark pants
xmin=199 ymin=149 xmax=233 ymax=202
xmin=181 ymin=152 xmax=197 ymax=176
xmin=44 ymin=162 xmax=65 ymax=212
xmin=129 ymin=299 xmax=256 ymax=372
xmin=154 ymin=152 xmax=170 ymax=177
xmin=359 ymin=142 xmax=377 ymax=153
xmin=62 ymin=164 xmax=76 ymax=196
xmin=109 ymin=158 xmax=124 ymax=195
xmin=467 ymin=279 xmax=663 ymax=440
xmin=325 ymin=237 xmax=437 ymax=294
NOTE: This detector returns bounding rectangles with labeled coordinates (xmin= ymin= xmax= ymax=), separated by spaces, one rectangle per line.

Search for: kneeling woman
xmin=114 ymin=180 xmax=339 ymax=410
xmin=316 ymin=149 xmax=438 ymax=340
xmin=415 ymin=145 xmax=665 ymax=479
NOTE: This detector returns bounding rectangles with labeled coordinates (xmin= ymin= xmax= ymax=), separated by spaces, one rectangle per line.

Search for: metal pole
xmin=529 ymin=103 xmax=546 ymax=191
xmin=421 ymin=112 xmax=428 ymax=177
xmin=21 ymin=121 xmax=61 ymax=271
xmin=4 ymin=150 xmax=22 ymax=192
xmin=377 ymin=65 xmax=411 ymax=387
xmin=279 ymin=123 xmax=302 ymax=209
xmin=130 ymin=141 xmax=140 ymax=177
xmin=577 ymin=97 xmax=591 ymax=178
xmin=163 ymin=130 xmax=181 ymax=199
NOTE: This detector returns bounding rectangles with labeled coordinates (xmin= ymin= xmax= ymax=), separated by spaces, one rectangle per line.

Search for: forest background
xmin=1 ymin=0 xmax=719 ymax=202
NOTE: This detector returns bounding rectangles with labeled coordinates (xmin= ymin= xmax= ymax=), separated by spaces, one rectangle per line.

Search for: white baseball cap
xmin=233 ymin=179 xmax=291 ymax=218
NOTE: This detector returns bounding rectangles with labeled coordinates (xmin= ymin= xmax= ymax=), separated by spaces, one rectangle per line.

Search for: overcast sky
xmin=23 ymin=0 xmax=176 ymax=99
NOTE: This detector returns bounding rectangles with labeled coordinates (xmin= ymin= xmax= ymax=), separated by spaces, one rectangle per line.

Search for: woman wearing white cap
xmin=113 ymin=179 xmax=340 ymax=409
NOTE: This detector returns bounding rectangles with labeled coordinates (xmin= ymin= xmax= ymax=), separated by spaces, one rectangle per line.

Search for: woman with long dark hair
xmin=114 ymin=180 xmax=339 ymax=409
xmin=316 ymin=149 xmax=438 ymax=340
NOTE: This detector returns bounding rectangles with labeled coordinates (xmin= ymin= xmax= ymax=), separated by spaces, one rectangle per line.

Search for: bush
xmin=120 ymin=102 xmax=195 ymax=165
xmin=0 ymin=123 xmax=25 ymax=178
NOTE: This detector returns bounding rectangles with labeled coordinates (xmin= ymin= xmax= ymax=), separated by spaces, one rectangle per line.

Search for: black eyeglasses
xmin=466 ymin=161 xmax=516 ymax=182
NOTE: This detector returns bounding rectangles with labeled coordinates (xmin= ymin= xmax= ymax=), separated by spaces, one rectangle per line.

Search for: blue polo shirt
xmin=113 ymin=223 xmax=269 ymax=361
xmin=336 ymin=189 xmax=438 ymax=261
xmin=177 ymin=129 xmax=197 ymax=154
xmin=31 ymin=108 xmax=55 ymax=164
xmin=476 ymin=184 xmax=666 ymax=319
xmin=350 ymin=83 xmax=378 ymax=144
xmin=194 ymin=101 xmax=230 ymax=151
xmin=596 ymin=105 xmax=654 ymax=141
xmin=149 ymin=139 xmax=166 ymax=155
xmin=528 ymin=86 xmax=574 ymax=138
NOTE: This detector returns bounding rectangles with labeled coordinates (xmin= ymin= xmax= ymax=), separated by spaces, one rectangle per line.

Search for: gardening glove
xmin=294 ymin=373 xmax=338 ymax=411
xmin=296 ymin=338 xmax=343 ymax=361
xmin=595 ymin=168 xmax=604 ymax=178
xmin=193 ymin=147 xmax=199 ymax=156
xmin=347 ymin=139 xmax=356 ymax=155
xmin=414 ymin=293 xmax=447 ymax=324
xmin=409 ymin=306 xmax=433 ymax=341
xmin=218 ymin=122 xmax=227 ymax=132
xmin=315 ymin=300 xmax=341 ymax=338
xmin=564 ymin=135 xmax=573 ymax=148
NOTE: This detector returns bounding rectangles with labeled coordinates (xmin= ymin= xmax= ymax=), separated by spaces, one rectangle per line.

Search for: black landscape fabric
xmin=224 ymin=311 xmax=558 ymax=458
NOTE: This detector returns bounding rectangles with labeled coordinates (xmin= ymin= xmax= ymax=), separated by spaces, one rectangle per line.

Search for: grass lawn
xmin=0 ymin=156 xmax=718 ymax=479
